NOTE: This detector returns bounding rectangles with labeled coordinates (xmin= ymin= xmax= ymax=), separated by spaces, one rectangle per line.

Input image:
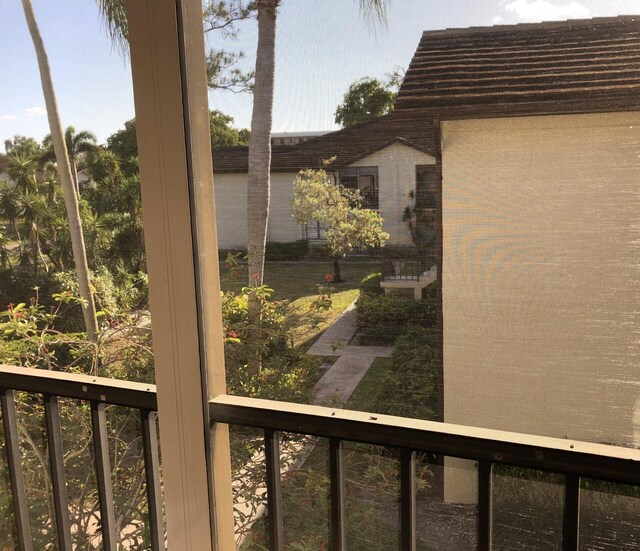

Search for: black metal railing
xmin=381 ymin=245 xmax=436 ymax=281
xmin=4 ymin=365 xmax=640 ymax=551
xmin=0 ymin=365 xmax=162 ymax=551
xmin=210 ymin=394 xmax=640 ymax=551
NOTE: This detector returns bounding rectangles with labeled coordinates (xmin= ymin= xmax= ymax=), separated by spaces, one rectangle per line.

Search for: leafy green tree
xmin=105 ymin=112 xmax=248 ymax=170
xmin=106 ymin=118 xmax=138 ymax=164
xmin=334 ymin=77 xmax=396 ymax=128
xmin=292 ymin=167 xmax=389 ymax=282
xmin=3 ymin=135 xmax=42 ymax=156
xmin=210 ymin=109 xmax=250 ymax=146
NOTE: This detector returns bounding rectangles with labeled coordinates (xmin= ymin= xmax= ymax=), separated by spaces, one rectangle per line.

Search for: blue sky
xmin=1 ymin=0 xmax=638 ymax=150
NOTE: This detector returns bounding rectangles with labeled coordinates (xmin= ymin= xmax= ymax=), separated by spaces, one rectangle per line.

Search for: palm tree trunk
xmin=246 ymin=0 xmax=278 ymax=375
xmin=21 ymin=0 xmax=98 ymax=341
xmin=72 ymin=160 xmax=80 ymax=195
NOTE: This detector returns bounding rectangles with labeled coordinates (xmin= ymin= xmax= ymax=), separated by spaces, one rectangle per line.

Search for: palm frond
xmin=95 ymin=0 xmax=129 ymax=57
xmin=357 ymin=0 xmax=389 ymax=26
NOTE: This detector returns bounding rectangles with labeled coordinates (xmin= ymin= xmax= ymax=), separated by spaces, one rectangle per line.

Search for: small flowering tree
xmin=292 ymin=167 xmax=389 ymax=282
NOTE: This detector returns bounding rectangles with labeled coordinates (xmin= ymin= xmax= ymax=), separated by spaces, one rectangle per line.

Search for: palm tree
xmin=21 ymin=0 xmax=99 ymax=341
xmin=43 ymin=127 xmax=97 ymax=193
xmin=7 ymin=151 xmax=38 ymax=194
xmin=0 ymin=182 xmax=23 ymax=242
xmin=0 ymin=229 xmax=11 ymax=269
xmin=19 ymin=191 xmax=49 ymax=276
xmin=245 ymin=0 xmax=388 ymax=374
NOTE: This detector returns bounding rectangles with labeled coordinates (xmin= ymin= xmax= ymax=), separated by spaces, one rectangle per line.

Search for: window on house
xmin=339 ymin=166 xmax=379 ymax=209
xmin=415 ymin=165 xmax=437 ymax=209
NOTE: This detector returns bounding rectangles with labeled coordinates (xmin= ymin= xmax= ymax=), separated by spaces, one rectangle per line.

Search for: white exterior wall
xmin=349 ymin=143 xmax=436 ymax=245
xmin=441 ymin=112 xmax=640 ymax=501
xmin=213 ymin=172 xmax=304 ymax=249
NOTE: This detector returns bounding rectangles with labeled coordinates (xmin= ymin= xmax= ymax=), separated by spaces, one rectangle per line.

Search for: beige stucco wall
xmin=441 ymin=112 xmax=640 ymax=501
xmin=349 ymin=142 xmax=436 ymax=245
xmin=213 ymin=172 xmax=304 ymax=249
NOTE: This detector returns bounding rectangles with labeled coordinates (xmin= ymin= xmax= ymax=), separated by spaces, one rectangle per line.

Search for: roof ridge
xmin=421 ymin=15 xmax=639 ymax=39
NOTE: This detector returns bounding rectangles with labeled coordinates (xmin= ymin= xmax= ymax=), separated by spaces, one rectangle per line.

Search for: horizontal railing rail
xmin=210 ymin=394 xmax=640 ymax=551
xmin=0 ymin=365 xmax=162 ymax=551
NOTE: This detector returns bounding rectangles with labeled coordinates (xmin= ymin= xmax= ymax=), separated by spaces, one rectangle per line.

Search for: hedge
xmin=358 ymin=272 xmax=384 ymax=296
xmin=379 ymin=325 xmax=440 ymax=420
xmin=356 ymin=291 xmax=436 ymax=329
xmin=219 ymin=240 xmax=310 ymax=262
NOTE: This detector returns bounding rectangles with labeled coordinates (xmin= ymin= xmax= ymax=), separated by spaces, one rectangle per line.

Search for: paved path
xmin=308 ymin=300 xmax=392 ymax=405
xmin=307 ymin=301 xmax=357 ymax=356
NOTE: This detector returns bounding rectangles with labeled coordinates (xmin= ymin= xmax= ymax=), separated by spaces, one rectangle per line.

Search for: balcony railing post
xmin=563 ymin=474 xmax=581 ymax=551
xmin=400 ymin=448 xmax=416 ymax=551
xmin=1 ymin=388 xmax=33 ymax=551
xmin=90 ymin=401 xmax=117 ymax=551
xmin=329 ymin=438 xmax=346 ymax=551
xmin=141 ymin=409 xmax=165 ymax=551
xmin=43 ymin=394 xmax=72 ymax=551
xmin=477 ymin=461 xmax=493 ymax=551
xmin=264 ymin=429 xmax=284 ymax=551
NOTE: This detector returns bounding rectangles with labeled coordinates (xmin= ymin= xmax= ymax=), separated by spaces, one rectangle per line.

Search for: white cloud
xmin=22 ymin=106 xmax=47 ymax=117
xmin=0 ymin=114 xmax=18 ymax=121
xmin=502 ymin=0 xmax=591 ymax=23
xmin=492 ymin=15 xmax=505 ymax=24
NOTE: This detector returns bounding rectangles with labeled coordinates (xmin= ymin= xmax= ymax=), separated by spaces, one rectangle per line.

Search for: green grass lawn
xmin=345 ymin=356 xmax=394 ymax=413
xmin=220 ymin=259 xmax=379 ymax=350
xmin=220 ymin=259 xmax=378 ymax=300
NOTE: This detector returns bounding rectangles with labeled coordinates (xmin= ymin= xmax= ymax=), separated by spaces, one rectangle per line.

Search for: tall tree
xmin=43 ymin=126 xmax=97 ymax=192
xmin=245 ymin=0 xmax=279 ymax=375
xmin=334 ymin=77 xmax=396 ymax=128
xmin=21 ymin=0 xmax=99 ymax=341
xmin=244 ymin=0 xmax=388 ymax=374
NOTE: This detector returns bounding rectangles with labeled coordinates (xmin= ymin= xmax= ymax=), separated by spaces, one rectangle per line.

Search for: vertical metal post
xmin=264 ymin=429 xmax=284 ymax=551
xmin=43 ymin=394 xmax=72 ymax=550
xmin=141 ymin=410 xmax=164 ymax=551
xmin=563 ymin=474 xmax=580 ymax=551
xmin=90 ymin=401 xmax=117 ymax=551
xmin=0 ymin=389 xmax=33 ymax=551
xmin=329 ymin=438 xmax=346 ymax=551
xmin=400 ymin=448 xmax=416 ymax=551
xmin=477 ymin=461 xmax=493 ymax=551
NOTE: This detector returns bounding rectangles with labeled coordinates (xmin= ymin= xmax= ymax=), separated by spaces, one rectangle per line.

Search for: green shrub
xmin=355 ymin=289 xmax=436 ymax=337
xmin=265 ymin=240 xmax=309 ymax=261
xmin=305 ymin=242 xmax=333 ymax=259
xmin=381 ymin=325 xmax=440 ymax=419
xmin=218 ymin=240 xmax=310 ymax=262
xmin=358 ymin=272 xmax=383 ymax=296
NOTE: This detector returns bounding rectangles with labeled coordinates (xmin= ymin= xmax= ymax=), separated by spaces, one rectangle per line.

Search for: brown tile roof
xmin=395 ymin=15 xmax=640 ymax=115
xmin=213 ymin=16 xmax=640 ymax=173
xmin=213 ymin=115 xmax=438 ymax=173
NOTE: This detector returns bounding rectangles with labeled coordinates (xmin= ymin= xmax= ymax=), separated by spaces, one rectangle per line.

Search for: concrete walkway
xmin=307 ymin=301 xmax=357 ymax=356
xmin=308 ymin=300 xmax=392 ymax=405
